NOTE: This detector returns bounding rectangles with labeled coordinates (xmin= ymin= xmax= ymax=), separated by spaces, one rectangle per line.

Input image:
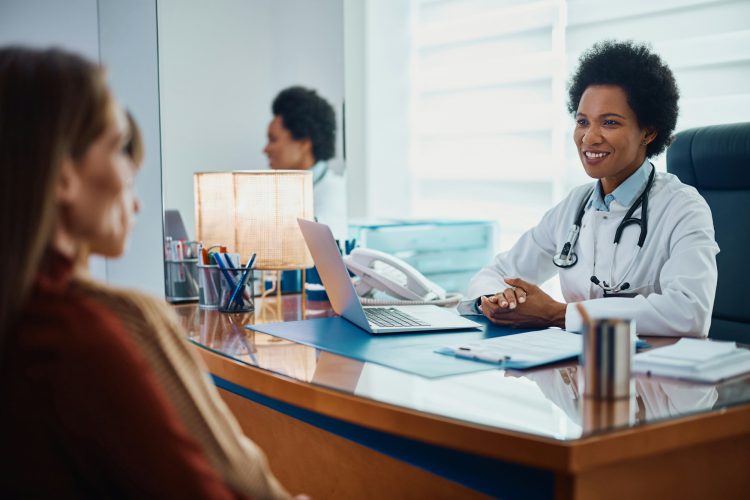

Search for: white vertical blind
xmin=410 ymin=0 xmax=567 ymax=251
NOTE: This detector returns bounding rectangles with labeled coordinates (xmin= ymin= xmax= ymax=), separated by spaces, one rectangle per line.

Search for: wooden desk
xmin=175 ymin=298 xmax=750 ymax=500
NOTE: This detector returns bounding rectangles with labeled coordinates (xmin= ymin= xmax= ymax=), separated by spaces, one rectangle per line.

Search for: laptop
xmin=298 ymin=219 xmax=481 ymax=334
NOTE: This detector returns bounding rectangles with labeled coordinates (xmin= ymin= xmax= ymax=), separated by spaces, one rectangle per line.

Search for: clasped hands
xmin=479 ymin=277 xmax=567 ymax=329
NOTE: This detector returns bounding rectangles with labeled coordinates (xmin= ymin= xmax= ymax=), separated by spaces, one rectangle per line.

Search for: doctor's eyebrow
xmin=575 ymin=112 xmax=628 ymax=119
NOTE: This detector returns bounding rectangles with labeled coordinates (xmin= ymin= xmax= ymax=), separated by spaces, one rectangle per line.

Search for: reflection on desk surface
xmin=174 ymin=298 xmax=750 ymax=441
xmin=522 ymin=368 xmax=720 ymax=434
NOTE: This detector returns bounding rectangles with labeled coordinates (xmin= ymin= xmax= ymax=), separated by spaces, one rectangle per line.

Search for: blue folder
xmin=247 ymin=315 xmax=611 ymax=379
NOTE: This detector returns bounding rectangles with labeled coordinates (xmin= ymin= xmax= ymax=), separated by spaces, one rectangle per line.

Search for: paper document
xmin=634 ymin=338 xmax=750 ymax=383
xmin=437 ymin=329 xmax=582 ymax=367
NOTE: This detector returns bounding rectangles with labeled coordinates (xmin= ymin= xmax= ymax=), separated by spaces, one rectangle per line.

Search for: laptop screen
xmin=297 ymin=219 xmax=371 ymax=331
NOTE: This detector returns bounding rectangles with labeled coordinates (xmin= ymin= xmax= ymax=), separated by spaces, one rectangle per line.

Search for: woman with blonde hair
xmin=71 ymin=111 xmax=292 ymax=498
xmin=0 ymin=46 xmax=291 ymax=498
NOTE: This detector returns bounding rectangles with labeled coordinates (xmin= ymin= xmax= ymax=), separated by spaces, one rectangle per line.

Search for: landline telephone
xmin=343 ymin=248 xmax=462 ymax=307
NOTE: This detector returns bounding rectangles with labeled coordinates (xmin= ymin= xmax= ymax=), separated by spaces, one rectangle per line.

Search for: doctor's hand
xmin=480 ymin=277 xmax=566 ymax=329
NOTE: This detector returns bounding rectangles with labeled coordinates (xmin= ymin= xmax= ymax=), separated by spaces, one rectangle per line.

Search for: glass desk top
xmin=175 ymin=296 xmax=750 ymax=442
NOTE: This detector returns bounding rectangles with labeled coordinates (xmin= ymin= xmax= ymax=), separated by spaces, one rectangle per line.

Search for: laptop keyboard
xmin=364 ymin=307 xmax=430 ymax=328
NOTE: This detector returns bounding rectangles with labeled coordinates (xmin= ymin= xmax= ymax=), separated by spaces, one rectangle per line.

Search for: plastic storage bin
xmin=347 ymin=220 xmax=497 ymax=295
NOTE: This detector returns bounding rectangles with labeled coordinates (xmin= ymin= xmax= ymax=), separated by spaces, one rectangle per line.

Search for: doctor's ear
xmin=641 ymin=129 xmax=658 ymax=146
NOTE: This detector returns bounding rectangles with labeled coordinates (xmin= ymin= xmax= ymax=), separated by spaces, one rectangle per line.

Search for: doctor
xmin=264 ymin=86 xmax=347 ymax=238
xmin=466 ymin=41 xmax=719 ymax=337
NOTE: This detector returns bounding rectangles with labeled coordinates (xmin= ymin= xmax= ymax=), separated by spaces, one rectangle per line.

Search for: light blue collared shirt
xmin=311 ymin=160 xmax=328 ymax=185
xmin=587 ymin=158 xmax=652 ymax=212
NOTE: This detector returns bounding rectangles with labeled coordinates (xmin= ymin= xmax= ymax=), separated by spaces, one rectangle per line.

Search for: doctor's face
xmin=574 ymin=85 xmax=653 ymax=194
xmin=263 ymin=115 xmax=313 ymax=170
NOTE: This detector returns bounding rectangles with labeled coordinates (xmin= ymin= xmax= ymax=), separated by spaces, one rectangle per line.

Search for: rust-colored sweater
xmin=0 ymin=251 xmax=246 ymax=498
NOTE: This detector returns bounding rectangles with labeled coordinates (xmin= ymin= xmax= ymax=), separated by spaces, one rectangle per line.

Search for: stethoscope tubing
xmin=552 ymin=165 xmax=656 ymax=293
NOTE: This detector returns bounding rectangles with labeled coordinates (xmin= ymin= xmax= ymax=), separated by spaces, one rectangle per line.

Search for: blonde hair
xmin=0 ymin=47 xmax=111 ymax=349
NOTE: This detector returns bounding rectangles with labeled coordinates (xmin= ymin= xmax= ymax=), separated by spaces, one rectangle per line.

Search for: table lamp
xmin=194 ymin=170 xmax=315 ymax=297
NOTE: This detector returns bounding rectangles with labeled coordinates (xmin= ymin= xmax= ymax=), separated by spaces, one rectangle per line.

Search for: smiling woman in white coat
xmin=465 ymin=41 xmax=719 ymax=337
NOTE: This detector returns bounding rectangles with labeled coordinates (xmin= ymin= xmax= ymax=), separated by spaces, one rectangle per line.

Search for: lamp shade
xmin=194 ymin=170 xmax=314 ymax=270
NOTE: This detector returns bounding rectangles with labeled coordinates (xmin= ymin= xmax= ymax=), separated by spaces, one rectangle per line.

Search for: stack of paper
xmin=634 ymin=338 xmax=750 ymax=383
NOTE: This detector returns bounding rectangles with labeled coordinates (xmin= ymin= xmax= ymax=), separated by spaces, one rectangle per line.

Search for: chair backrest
xmin=666 ymin=122 xmax=750 ymax=342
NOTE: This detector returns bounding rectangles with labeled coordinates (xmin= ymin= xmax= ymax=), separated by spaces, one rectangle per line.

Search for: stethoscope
xmin=553 ymin=165 xmax=655 ymax=294
xmin=312 ymin=161 xmax=328 ymax=185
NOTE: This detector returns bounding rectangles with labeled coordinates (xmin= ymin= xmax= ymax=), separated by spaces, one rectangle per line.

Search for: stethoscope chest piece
xmin=553 ymin=245 xmax=578 ymax=268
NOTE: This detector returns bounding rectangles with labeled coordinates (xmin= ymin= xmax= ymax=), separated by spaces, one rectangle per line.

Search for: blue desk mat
xmin=248 ymin=316 xmax=560 ymax=378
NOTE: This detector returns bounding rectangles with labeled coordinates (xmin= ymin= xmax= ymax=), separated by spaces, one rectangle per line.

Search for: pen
xmin=454 ymin=346 xmax=511 ymax=364
xmin=214 ymin=253 xmax=237 ymax=292
xmin=345 ymin=238 xmax=357 ymax=255
xmin=226 ymin=253 xmax=256 ymax=310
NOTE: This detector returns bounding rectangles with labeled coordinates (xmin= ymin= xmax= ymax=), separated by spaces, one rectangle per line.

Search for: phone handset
xmin=343 ymin=248 xmax=446 ymax=301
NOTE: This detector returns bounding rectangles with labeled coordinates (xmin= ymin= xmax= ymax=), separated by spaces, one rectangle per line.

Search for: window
xmin=359 ymin=0 xmax=750 ymax=252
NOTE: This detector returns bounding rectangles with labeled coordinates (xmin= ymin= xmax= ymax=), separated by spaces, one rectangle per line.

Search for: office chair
xmin=666 ymin=122 xmax=750 ymax=343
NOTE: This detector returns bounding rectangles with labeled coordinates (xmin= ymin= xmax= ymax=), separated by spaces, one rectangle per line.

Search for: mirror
xmin=157 ymin=0 xmax=345 ymax=249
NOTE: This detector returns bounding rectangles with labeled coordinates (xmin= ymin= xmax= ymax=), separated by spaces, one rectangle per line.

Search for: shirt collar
xmin=588 ymin=158 xmax=651 ymax=212
xmin=311 ymin=160 xmax=328 ymax=185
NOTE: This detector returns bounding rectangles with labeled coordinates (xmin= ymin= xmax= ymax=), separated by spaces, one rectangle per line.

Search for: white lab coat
xmin=467 ymin=172 xmax=719 ymax=337
xmin=313 ymin=161 xmax=347 ymax=239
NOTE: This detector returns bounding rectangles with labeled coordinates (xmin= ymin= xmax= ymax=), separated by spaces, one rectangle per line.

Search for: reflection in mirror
xmin=158 ymin=0 xmax=345 ymax=294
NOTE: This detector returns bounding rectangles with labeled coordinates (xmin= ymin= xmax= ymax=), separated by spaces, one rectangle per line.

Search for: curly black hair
xmin=272 ymin=86 xmax=336 ymax=162
xmin=567 ymin=40 xmax=679 ymax=158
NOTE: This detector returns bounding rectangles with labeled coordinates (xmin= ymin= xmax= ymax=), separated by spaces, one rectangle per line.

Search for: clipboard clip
xmin=454 ymin=346 xmax=511 ymax=364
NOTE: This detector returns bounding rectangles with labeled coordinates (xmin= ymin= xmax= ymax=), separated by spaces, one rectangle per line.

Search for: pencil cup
xmin=218 ymin=267 xmax=255 ymax=313
xmin=165 ymin=259 xmax=199 ymax=302
xmin=582 ymin=318 xmax=634 ymax=400
xmin=197 ymin=264 xmax=222 ymax=309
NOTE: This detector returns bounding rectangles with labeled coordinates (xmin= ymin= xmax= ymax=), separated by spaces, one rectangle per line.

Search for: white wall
xmin=343 ymin=0 xmax=413 ymax=220
xmin=344 ymin=0 xmax=367 ymax=218
xmin=0 ymin=0 xmax=99 ymax=59
xmin=158 ymin=0 xmax=345 ymax=239
xmin=98 ymin=0 xmax=165 ymax=296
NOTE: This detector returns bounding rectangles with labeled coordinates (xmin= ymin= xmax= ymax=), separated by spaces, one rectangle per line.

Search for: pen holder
xmin=582 ymin=318 xmax=634 ymax=400
xmin=217 ymin=266 xmax=255 ymax=313
xmin=165 ymin=258 xmax=199 ymax=302
xmin=197 ymin=264 xmax=223 ymax=309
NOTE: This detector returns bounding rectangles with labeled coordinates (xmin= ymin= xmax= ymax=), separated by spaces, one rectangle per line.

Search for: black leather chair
xmin=666 ymin=122 xmax=750 ymax=342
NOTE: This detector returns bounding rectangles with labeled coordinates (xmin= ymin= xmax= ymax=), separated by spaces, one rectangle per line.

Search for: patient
xmin=0 ymin=46 xmax=290 ymax=498
xmin=71 ymin=112 xmax=292 ymax=498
